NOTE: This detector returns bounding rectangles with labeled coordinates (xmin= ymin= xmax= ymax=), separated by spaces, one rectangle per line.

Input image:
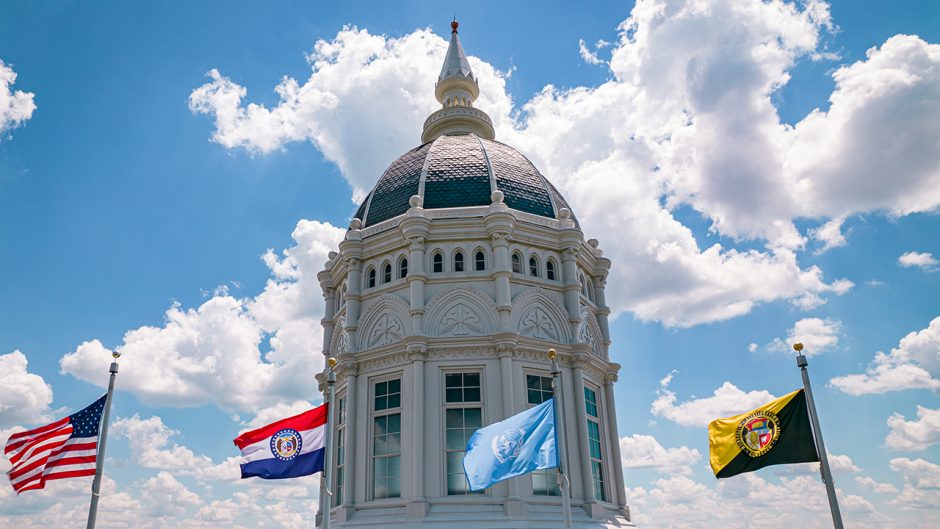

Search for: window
xmin=333 ymin=395 xmax=346 ymax=507
xmin=383 ymin=263 xmax=392 ymax=284
xmin=546 ymin=259 xmax=556 ymax=281
xmin=511 ymin=253 xmax=522 ymax=274
xmin=454 ymin=251 xmax=464 ymax=272
xmin=529 ymin=256 xmax=540 ymax=277
xmin=526 ymin=374 xmax=560 ymax=496
xmin=399 ymin=258 xmax=408 ymax=279
xmin=367 ymin=268 xmax=376 ymax=288
xmin=580 ymin=274 xmax=588 ymax=297
xmin=444 ymin=373 xmax=482 ymax=495
xmin=372 ymin=379 xmax=401 ymax=499
xmin=433 ymin=253 xmax=443 ymax=273
xmin=474 ymin=251 xmax=486 ymax=271
xmin=585 ymin=278 xmax=595 ymax=302
xmin=584 ymin=387 xmax=606 ymax=501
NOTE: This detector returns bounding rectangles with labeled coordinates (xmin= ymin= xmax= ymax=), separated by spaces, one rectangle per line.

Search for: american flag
xmin=4 ymin=395 xmax=106 ymax=494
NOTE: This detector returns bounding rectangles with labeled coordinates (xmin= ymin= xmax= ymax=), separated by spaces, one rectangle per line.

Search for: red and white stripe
xmin=5 ymin=418 xmax=97 ymax=494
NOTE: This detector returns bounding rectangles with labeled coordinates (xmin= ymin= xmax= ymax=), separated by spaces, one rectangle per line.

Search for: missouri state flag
xmin=234 ymin=404 xmax=327 ymax=480
xmin=708 ymin=389 xmax=819 ymax=478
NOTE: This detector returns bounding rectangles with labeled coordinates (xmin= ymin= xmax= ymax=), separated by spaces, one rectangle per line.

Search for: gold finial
xmin=547 ymin=349 xmax=557 ymax=361
xmin=112 ymin=350 xmax=121 ymax=359
xmin=793 ymin=343 xmax=804 ymax=352
xmin=327 ymin=357 xmax=338 ymax=369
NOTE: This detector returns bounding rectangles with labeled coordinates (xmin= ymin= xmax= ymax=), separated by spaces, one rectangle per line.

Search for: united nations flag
xmin=462 ymin=398 xmax=558 ymax=491
xmin=708 ymin=389 xmax=819 ymax=478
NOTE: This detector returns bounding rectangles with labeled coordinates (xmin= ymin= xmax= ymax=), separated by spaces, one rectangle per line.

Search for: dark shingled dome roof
xmin=354 ymin=134 xmax=576 ymax=227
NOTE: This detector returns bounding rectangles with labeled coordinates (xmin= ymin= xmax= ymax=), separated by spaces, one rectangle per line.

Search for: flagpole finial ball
xmin=547 ymin=349 xmax=556 ymax=361
xmin=327 ymin=357 xmax=337 ymax=369
xmin=792 ymin=343 xmax=803 ymax=352
xmin=112 ymin=351 xmax=121 ymax=359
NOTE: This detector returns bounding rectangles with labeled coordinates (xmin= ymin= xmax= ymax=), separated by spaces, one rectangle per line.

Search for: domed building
xmin=316 ymin=21 xmax=631 ymax=529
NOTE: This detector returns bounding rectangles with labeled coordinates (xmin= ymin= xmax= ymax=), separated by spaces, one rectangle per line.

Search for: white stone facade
xmin=316 ymin=193 xmax=633 ymax=528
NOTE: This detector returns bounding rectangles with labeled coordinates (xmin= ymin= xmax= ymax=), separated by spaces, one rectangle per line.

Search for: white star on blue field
xmin=1 ymin=1 xmax=938 ymax=527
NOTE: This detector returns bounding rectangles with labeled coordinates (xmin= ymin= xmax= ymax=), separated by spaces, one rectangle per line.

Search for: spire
xmin=421 ymin=19 xmax=495 ymax=143
xmin=438 ymin=20 xmax=475 ymax=84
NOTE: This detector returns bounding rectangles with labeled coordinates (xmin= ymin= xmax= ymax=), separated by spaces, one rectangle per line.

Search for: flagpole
xmin=549 ymin=349 xmax=573 ymax=529
xmin=794 ymin=343 xmax=844 ymax=529
xmin=321 ymin=357 xmax=337 ymax=529
xmin=86 ymin=350 xmax=120 ymax=529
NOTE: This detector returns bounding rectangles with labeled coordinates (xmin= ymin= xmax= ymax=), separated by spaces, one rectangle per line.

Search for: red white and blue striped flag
xmin=234 ymin=403 xmax=327 ymax=480
xmin=4 ymin=395 xmax=106 ymax=494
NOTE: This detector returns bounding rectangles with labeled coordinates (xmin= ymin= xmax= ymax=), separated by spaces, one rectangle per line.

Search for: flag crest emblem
xmin=491 ymin=428 xmax=525 ymax=463
xmin=271 ymin=429 xmax=303 ymax=461
xmin=735 ymin=411 xmax=781 ymax=457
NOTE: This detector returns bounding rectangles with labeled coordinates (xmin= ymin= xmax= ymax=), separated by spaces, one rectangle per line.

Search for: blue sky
xmin=1 ymin=1 xmax=939 ymax=527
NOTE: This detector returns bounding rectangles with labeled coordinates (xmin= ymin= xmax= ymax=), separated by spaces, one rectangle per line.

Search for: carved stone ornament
xmin=579 ymin=305 xmax=601 ymax=356
xmin=440 ymin=303 xmax=484 ymax=336
xmin=367 ymin=313 xmax=405 ymax=347
xmin=519 ymin=307 xmax=559 ymax=341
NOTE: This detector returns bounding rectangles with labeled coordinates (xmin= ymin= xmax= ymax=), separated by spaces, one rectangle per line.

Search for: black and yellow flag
xmin=708 ymin=389 xmax=819 ymax=478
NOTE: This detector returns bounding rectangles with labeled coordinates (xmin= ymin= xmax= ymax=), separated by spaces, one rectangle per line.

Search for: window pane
xmin=446 ymin=428 xmax=465 ymax=451
xmin=464 ymin=408 xmax=482 ymax=428
xmin=445 ymin=388 xmax=462 ymax=403
xmin=463 ymin=387 xmax=481 ymax=403
xmin=454 ymin=252 xmax=464 ymax=272
xmin=388 ymin=379 xmax=401 ymax=394
xmin=464 ymin=373 xmax=480 ymax=387
xmin=375 ymin=396 xmax=387 ymax=411
xmin=387 ymin=433 xmax=401 ymax=454
xmin=387 ymin=393 xmax=400 ymax=409
xmin=374 ymin=415 xmax=387 ymax=435
xmin=388 ymin=413 xmax=401 ymax=433
xmin=446 ymin=408 xmax=464 ymax=428
xmin=376 ymin=381 xmax=388 ymax=397
xmin=445 ymin=373 xmax=462 ymax=388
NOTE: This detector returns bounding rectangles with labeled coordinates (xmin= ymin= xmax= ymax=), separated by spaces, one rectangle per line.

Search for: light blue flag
xmin=462 ymin=398 xmax=558 ymax=491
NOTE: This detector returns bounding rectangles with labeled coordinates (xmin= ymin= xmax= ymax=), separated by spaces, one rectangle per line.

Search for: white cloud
xmin=898 ymin=251 xmax=939 ymax=271
xmin=889 ymin=458 xmax=940 ymax=511
xmin=748 ymin=342 xmax=758 ymax=353
xmin=651 ymin=372 xmax=776 ymax=427
xmin=628 ymin=472 xmax=882 ymax=529
xmin=240 ymin=400 xmax=318 ymax=431
xmin=619 ymin=434 xmax=701 ymax=474
xmin=112 ymin=414 xmax=239 ymax=481
xmin=60 ymin=220 xmax=345 ymax=411
xmin=885 ymin=406 xmax=940 ymax=451
xmin=831 ymin=316 xmax=940 ymax=395
xmin=141 ymin=471 xmax=204 ymax=516
xmin=810 ymin=217 xmax=847 ymax=254
xmin=0 ymin=350 xmax=53 ymax=427
xmin=768 ymin=317 xmax=841 ymax=356
xmin=777 ymin=451 xmax=860 ymax=475
xmin=0 ymin=60 xmax=35 ymax=138
xmin=578 ymin=38 xmax=609 ymax=66
xmin=855 ymin=475 xmax=899 ymax=495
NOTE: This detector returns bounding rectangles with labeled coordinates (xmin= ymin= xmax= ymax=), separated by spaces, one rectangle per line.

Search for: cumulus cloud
xmin=0 ymin=60 xmax=35 ymax=138
xmin=898 ymin=251 xmax=939 ymax=271
xmin=885 ymin=406 xmax=940 ymax=451
xmin=651 ymin=372 xmax=776 ymax=427
xmin=619 ymin=434 xmax=700 ymax=474
xmin=855 ymin=475 xmax=899 ymax=495
xmin=0 ymin=350 xmax=53 ymax=427
xmin=60 ymin=220 xmax=345 ymax=411
xmin=768 ymin=317 xmax=841 ymax=356
xmin=810 ymin=217 xmax=847 ymax=254
xmin=830 ymin=316 xmax=940 ymax=395
xmin=889 ymin=458 xmax=940 ymax=512
xmin=239 ymin=400 xmax=319 ymax=431
xmin=628 ymin=472 xmax=882 ymax=529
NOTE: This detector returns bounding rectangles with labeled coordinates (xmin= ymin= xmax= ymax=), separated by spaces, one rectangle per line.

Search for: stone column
xmin=571 ymin=357 xmax=594 ymax=505
xmin=340 ymin=361 xmax=358 ymax=517
xmin=344 ymin=257 xmax=362 ymax=351
xmin=485 ymin=191 xmax=514 ymax=331
xmin=407 ymin=345 xmax=427 ymax=519
xmin=498 ymin=344 xmax=525 ymax=516
xmin=561 ymin=247 xmax=582 ymax=341
xmin=401 ymin=196 xmax=431 ymax=335
xmin=321 ymin=286 xmax=336 ymax=357
xmin=604 ymin=373 xmax=627 ymax=511
xmin=593 ymin=276 xmax=611 ymax=350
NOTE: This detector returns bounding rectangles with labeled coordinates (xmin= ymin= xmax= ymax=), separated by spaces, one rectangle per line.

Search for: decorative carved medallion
xmin=367 ymin=313 xmax=404 ymax=347
xmin=519 ymin=307 xmax=559 ymax=341
xmin=440 ymin=303 xmax=483 ymax=336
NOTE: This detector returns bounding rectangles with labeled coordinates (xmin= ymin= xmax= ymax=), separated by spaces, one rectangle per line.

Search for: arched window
xmin=475 ymin=251 xmax=486 ymax=271
xmin=367 ymin=267 xmax=376 ymax=288
xmin=546 ymin=259 xmax=557 ymax=281
xmin=586 ymin=278 xmax=595 ymax=302
xmin=529 ymin=256 xmax=540 ymax=277
xmin=399 ymin=258 xmax=408 ymax=279
xmin=433 ymin=252 xmax=443 ymax=273
xmin=511 ymin=252 xmax=522 ymax=274
xmin=580 ymin=274 xmax=588 ymax=297
xmin=454 ymin=251 xmax=464 ymax=272
xmin=383 ymin=263 xmax=392 ymax=284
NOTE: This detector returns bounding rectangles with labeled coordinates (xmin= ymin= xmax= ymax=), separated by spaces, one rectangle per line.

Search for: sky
xmin=1 ymin=0 xmax=939 ymax=527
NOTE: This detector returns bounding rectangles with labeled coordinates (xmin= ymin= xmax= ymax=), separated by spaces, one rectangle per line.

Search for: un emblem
xmin=270 ymin=428 xmax=303 ymax=461
xmin=491 ymin=428 xmax=525 ymax=463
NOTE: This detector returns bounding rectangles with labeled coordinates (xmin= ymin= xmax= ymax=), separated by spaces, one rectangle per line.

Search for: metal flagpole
xmin=86 ymin=350 xmax=120 ymax=529
xmin=321 ymin=358 xmax=337 ymax=529
xmin=794 ymin=343 xmax=844 ymax=529
xmin=549 ymin=349 xmax=573 ymax=529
